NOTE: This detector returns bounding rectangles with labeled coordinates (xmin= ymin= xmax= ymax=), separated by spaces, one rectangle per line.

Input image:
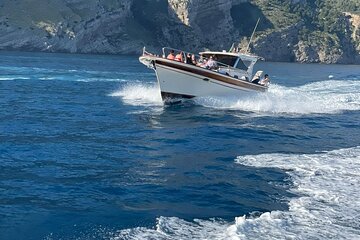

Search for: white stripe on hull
xmin=155 ymin=64 xmax=257 ymax=98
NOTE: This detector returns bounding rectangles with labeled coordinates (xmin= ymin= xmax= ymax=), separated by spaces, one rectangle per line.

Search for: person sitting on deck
xmin=185 ymin=53 xmax=193 ymax=65
xmin=167 ymin=50 xmax=175 ymax=60
xmin=201 ymin=56 xmax=217 ymax=70
xmin=191 ymin=54 xmax=197 ymax=65
xmin=260 ymin=74 xmax=270 ymax=86
xmin=174 ymin=52 xmax=184 ymax=62
xmin=251 ymin=71 xmax=263 ymax=84
xmin=196 ymin=56 xmax=205 ymax=66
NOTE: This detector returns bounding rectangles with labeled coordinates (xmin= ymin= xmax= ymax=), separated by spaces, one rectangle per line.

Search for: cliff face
xmin=0 ymin=0 xmax=359 ymax=64
xmin=168 ymin=0 xmax=247 ymax=50
xmin=0 ymin=0 xmax=134 ymax=53
xmin=344 ymin=12 xmax=360 ymax=63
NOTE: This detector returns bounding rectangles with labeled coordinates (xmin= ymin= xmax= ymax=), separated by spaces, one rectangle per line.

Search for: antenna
xmin=245 ymin=18 xmax=260 ymax=53
xmin=229 ymin=43 xmax=235 ymax=52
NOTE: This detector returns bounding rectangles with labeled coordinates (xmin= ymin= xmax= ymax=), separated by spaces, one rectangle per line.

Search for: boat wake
xmin=195 ymin=80 xmax=360 ymax=115
xmin=113 ymin=80 xmax=360 ymax=115
xmin=233 ymin=146 xmax=360 ymax=239
xmin=110 ymin=146 xmax=360 ymax=240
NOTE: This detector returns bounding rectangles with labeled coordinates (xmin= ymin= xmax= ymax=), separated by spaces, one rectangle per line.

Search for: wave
xmin=233 ymin=146 xmax=360 ymax=239
xmin=111 ymin=146 xmax=360 ymax=239
xmin=0 ymin=76 xmax=30 ymax=81
xmin=75 ymin=78 xmax=129 ymax=82
xmin=195 ymin=80 xmax=360 ymax=115
xmin=111 ymin=217 xmax=233 ymax=240
xmin=110 ymin=83 xmax=163 ymax=106
xmin=0 ymin=76 xmax=127 ymax=82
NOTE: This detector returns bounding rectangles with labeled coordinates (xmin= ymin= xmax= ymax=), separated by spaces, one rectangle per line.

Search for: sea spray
xmin=112 ymin=80 xmax=360 ymax=115
xmin=194 ymin=80 xmax=360 ymax=115
xmin=110 ymin=83 xmax=163 ymax=106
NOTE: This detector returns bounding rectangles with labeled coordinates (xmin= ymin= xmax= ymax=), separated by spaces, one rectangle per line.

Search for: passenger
xmin=202 ymin=56 xmax=217 ymax=70
xmin=167 ymin=50 xmax=175 ymax=60
xmin=196 ymin=56 xmax=205 ymax=66
xmin=185 ymin=53 xmax=193 ymax=65
xmin=260 ymin=74 xmax=270 ymax=86
xmin=174 ymin=52 xmax=184 ymax=62
xmin=191 ymin=54 xmax=197 ymax=65
xmin=251 ymin=71 xmax=262 ymax=84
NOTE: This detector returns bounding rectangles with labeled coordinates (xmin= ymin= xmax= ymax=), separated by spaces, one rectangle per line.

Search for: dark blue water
xmin=0 ymin=51 xmax=359 ymax=239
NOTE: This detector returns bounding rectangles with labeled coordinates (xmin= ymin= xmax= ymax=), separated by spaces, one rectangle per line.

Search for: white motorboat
xmin=139 ymin=47 xmax=268 ymax=101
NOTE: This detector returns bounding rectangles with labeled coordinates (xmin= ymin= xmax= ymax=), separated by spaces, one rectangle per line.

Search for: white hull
xmin=139 ymin=55 xmax=267 ymax=100
xmin=156 ymin=64 xmax=253 ymax=98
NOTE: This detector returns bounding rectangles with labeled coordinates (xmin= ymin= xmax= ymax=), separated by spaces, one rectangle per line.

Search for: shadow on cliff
xmin=128 ymin=0 xmax=199 ymax=53
xmin=128 ymin=0 xmax=169 ymax=46
xmin=231 ymin=2 xmax=273 ymax=36
xmin=127 ymin=0 xmax=275 ymax=54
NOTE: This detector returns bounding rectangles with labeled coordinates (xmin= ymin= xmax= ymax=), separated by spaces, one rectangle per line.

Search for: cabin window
xmin=215 ymin=55 xmax=238 ymax=67
xmin=242 ymin=60 xmax=252 ymax=68
xmin=235 ymin=59 xmax=248 ymax=70
xmin=202 ymin=54 xmax=238 ymax=67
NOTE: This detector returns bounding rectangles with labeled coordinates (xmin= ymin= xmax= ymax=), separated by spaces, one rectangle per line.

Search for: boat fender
xmin=203 ymin=78 xmax=209 ymax=82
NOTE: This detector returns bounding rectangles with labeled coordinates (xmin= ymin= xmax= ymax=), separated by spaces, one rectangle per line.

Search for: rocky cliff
xmin=0 ymin=0 xmax=359 ymax=64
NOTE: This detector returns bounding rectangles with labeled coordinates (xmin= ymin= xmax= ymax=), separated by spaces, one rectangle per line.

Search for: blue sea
xmin=0 ymin=51 xmax=359 ymax=240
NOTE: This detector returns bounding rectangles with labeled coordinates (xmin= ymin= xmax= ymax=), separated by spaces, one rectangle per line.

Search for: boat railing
xmin=161 ymin=47 xmax=249 ymax=80
xmin=142 ymin=46 xmax=157 ymax=57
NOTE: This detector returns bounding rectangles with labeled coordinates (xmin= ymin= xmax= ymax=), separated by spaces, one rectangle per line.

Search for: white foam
xmin=0 ymin=76 xmax=30 ymax=81
xmin=110 ymin=83 xmax=163 ymax=106
xmin=0 ymin=77 xmax=15 ymax=81
xmin=195 ymin=80 xmax=360 ymax=115
xmin=39 ymin=77 xmax=57 ymax=80
xmin=234 ymin=147 xmax=360 ymax=239
xmin=76 ymin=78 xmax=129 ymax=82
xmin=111 ymin=147 xmax=360 ymax=239
xmin=112 ymin=217 xmax=234 ymax=240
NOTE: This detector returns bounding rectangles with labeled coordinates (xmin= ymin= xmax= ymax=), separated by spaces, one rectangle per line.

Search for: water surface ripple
xmin=0 ymin=52 xmax=359 ymax=239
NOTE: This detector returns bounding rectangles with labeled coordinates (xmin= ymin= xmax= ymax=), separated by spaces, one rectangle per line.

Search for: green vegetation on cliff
xmin=242 ymin=0 xmax=360 ymax=63
xmin=252 ymin=0 xmax=360 ymax=31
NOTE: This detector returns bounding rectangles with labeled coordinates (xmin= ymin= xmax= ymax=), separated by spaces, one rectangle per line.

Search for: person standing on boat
xmin=167 ymin=50 xmax=175 ymax=60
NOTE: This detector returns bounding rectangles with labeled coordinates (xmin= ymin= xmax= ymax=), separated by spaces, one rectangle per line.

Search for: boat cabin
xmin=199 ymin=51 xmax=262 ymax=80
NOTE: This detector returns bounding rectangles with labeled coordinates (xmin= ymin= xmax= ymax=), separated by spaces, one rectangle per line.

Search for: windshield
xmin=202 ymin=54 xmax=238 ymax=67
xmin=236 ymin=59 xmax=249 ymax=70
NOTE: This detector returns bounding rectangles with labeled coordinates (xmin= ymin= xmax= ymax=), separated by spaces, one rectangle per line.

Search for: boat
xmin=139 ymin=46 xmax=269 ymax=101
